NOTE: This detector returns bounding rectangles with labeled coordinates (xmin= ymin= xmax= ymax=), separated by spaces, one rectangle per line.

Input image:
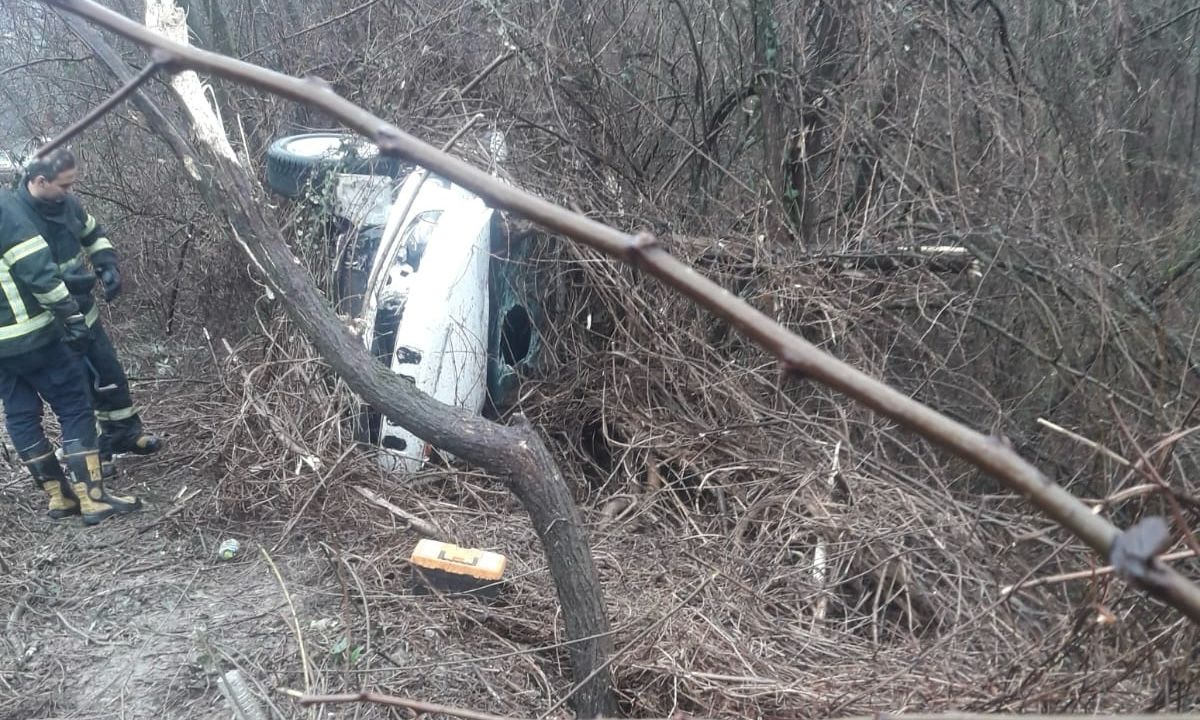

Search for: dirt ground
xmin=0 ymin=456 xmax=569 ymax=719
xmin=0 ymin=445 xmax=332 ymax=719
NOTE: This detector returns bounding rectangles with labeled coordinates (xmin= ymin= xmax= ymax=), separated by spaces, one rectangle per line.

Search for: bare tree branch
xmin=0 ymin=55 xmax=89 ymax=77
xmin=36 ymin=57 xmax=161 ymax=158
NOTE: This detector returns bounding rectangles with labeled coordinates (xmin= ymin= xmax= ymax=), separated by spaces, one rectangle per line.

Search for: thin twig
xmin=54 ymin=610 xmax=118 ymax=645
xmin=429 ymin=51 xmax=515 ymax=119
xmin=1000 ymin=549 xmax=1198 ymax=595
xmin=0 ymin=55 xmax=89 ymax=77
xmin=1106 ymin=397 xmax=1200 ymax=561
xmin=260 ymin=548 xmax=313 ymax=693
xmin=351 ymin=485 xmax=450 ymax=541
xmin=136 ymin=487 xmax=203 ymax=534
xmin=91 ymin=487 xmax=203 ymax=550
xmin=459 ymin=52 xmax=515 ymax=98
xmin=36 ymin=58 xmax=162 ymax=158
xmin=280 ymin=0 xmax=386 ymax=42
xmin=293 ymin=690 xmax=516 ymax=720
xmin=1036 ymin=417 xmax=1131 ymax=467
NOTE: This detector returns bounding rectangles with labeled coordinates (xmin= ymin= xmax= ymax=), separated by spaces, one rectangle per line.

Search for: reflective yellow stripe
xmin=96 ymin=407 xmax=137 ymax=422
xmin=0 ymin=311 xmax=52 ymax=339
xmin=84 ymin=304 xmax=99 ymax=327
xmin=3 ymin=235 xmax=48 ymax=266
xmin=0 ymin=271 xmax=27 ymax=321
xmin=33 ymin=282 xmax=69 ymax=305
xmin=86 ymin=238 xmax=114 ymax=255
xmin=58 ymin=254 xmax=85 ymax=272
xmin=22 ymin=449 xmax=55 ymax=464
xmin=83 ymin=215 xmax=97 ymax=236
xmin=1 ymin=236 xmax=48 ymax=321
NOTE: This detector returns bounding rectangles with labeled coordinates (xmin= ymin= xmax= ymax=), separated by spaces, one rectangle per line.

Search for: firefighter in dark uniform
xmin=0 ymin=190 xmax=142 ymax=524
xmin=13 ymin=148 xmax=162 ymax=471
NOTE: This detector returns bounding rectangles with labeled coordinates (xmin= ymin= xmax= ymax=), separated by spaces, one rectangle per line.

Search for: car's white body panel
xmin=333 ymin=172 xmax=395 ymax=227
xmin=357 ymin=171 xmax=492 ymax=472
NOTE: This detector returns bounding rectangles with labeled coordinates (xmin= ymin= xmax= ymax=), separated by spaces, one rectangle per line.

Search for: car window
xmin=401 ymin=210 xmax=441 ymax=270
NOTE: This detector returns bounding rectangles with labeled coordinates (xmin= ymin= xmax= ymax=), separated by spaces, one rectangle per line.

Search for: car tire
xmin=265 ymin=132 xmax=405 ymax=199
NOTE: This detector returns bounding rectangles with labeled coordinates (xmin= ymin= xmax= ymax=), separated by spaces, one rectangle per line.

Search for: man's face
xmin=29 ymin=166 xmax=77 ymax=202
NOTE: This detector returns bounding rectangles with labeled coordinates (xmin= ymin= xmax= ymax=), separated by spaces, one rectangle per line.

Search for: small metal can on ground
xmin=217 ymin=539 xmax=240 ymax=560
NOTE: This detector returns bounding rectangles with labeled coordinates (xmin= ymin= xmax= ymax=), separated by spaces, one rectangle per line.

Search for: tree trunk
xmin=786 ymin=1 xmax=843 ymax=246
xmin=752 ymin=0 xmax=787 ymax=244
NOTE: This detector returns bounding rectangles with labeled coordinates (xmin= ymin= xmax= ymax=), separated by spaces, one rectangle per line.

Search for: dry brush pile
xmin=1 ymin=0 xmax=1199 ymax=717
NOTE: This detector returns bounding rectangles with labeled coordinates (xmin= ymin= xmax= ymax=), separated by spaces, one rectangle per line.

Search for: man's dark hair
xmin=24 ymin=147 xmax=76 ymax=183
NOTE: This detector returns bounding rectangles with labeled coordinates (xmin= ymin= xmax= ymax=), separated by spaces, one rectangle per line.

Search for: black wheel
xmin=264 ymin=132 xmax=406 ymax=199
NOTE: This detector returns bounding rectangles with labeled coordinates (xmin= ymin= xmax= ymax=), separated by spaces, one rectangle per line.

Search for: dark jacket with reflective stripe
xmin=0 ymin=193 xmax=74 ymax=357
xmin=13 ymin=183 xmax=116 ymax=325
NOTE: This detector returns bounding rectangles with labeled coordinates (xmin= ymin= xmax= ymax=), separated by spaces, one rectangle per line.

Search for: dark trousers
xmin=75 ymin=299 xmax=143 ymax=456
xmin=0 ymin=341 xmax=98 ymax=457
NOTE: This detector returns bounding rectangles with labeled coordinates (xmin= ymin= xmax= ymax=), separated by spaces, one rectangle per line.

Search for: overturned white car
xmin=264 ymin=131 xmax=539 ymax=473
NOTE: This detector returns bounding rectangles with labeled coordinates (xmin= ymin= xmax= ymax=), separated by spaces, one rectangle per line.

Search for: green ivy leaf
xmin=331 ymin=636 xmax=349 ymax=655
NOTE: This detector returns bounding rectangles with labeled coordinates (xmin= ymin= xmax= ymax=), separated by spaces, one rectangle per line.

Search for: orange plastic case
xmin=409 ymin=539 xmax=507 ymax=596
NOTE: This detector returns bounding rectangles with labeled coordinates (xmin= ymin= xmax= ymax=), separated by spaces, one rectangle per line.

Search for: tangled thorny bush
xmin=2 ymin=0 xmax=1200 ymax=716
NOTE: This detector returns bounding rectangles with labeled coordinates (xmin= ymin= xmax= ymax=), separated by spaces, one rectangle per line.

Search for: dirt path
xmin=0 ymin=451 xmax=336 ymax=719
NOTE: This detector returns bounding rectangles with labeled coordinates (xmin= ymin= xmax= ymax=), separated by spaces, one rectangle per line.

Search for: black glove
xmin=63 ymin=267 xmax=96 ymax=294
xmin=96 ymin=264 xmax=122 ymax=302
xmin=47 ymin=299 xmax=92 ymax=353
xmin=61 ymin=312 xmax=91 ymax=352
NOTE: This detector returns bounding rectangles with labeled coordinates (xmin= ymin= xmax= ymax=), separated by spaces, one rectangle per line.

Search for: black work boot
xmin=102 ymin=420 xmax=163 ymax=457
xmin=62 ymin=439 xmax=142 ymax=526
xmin=20 ymin=446 xmax=79 ymax=520
xmin=97 ymin=429 xmax=126 ymax=483
xmin=99 ymin=453 xmax=121 ymax=484
xmin=124 ymin=432 xmax=162 ymax=455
